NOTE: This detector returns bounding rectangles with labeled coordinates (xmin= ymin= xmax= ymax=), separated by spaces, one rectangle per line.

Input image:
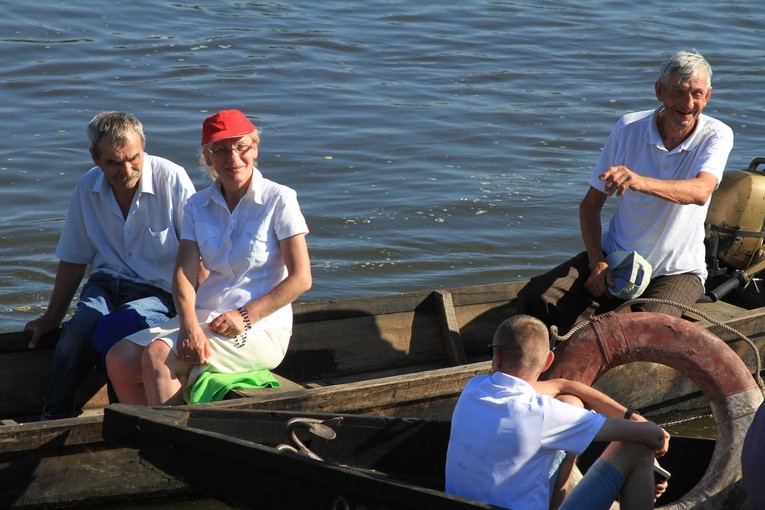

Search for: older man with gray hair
xmin=25 ymin=111 xmax=195 ymax=420
xmin=519 ymin=50 xmax=734 ymax=334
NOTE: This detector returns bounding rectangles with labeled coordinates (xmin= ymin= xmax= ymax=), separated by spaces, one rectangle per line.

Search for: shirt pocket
xmin=243 ymin=224 xmax=273 ymax=268
xmin=133 ymin=226 xmax=177 ymax=264
xmin=196 ymin=223 xmax=223 ymax=266
xmin=147 ymin=226 xmax=169 ymax=245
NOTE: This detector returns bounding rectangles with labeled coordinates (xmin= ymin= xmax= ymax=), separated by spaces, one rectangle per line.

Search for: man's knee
xmin=600 ymin=441 xmax=654 ymax=477
xmin=517 ymin=278 xmax=554 ymax=325
xmin=92 ymin=308 xmax=147 ymax=354
xmin=516 ymin=281 xmax=536 ymax=314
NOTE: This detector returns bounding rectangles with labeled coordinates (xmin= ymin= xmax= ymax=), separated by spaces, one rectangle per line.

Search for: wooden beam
xmin=435 ymin=290 xmax=467 ymax=365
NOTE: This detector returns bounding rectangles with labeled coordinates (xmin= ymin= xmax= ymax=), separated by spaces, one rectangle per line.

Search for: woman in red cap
xmin=107 ymin=109 xmax=312 ymax=405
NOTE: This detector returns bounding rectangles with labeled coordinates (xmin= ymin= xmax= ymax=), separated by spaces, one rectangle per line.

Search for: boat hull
xmin=1 ymin=280 xmax=763 ymax=507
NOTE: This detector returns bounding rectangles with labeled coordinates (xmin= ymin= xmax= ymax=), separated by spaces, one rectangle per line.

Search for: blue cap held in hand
xmin=606 ymin=250 xmax=652 ymax=300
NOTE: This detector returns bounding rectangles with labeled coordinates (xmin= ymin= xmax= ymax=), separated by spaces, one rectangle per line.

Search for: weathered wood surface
xmin=0 ymin=281 xmax=524 ymax=422
xmin=0 ymin=362 xmax=493 ymax=508
xmin=0 ymin=282 xmax=519 ymax=508
xmin=218 ymin=362 xmax=490 ymax=419
xmin=0 ymin=280 xmax=763 ymax=508
xmin=0 ymin=329 xmax=110 ymax=420
xmin=103 ymin=406 xmax=502 ymax=510
xmin=0 ymin=414 xmax=190 ymax=508
xmin=102 ymin=405 xmax=733 ymax=510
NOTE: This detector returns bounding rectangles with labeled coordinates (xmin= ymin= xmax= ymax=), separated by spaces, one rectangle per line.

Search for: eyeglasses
xmin=206 ymin=143 xmax=253 ymax=157
xmin=487 ymin=344 xmax=509 ymax=355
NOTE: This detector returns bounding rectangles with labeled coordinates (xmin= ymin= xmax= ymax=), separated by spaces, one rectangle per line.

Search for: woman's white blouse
xmin=182 ymin=168 xmax=308 ymax=331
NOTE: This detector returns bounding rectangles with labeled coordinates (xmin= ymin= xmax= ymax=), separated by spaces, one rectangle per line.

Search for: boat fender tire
xmin=544 ymin=312 xmax=763 ymax=509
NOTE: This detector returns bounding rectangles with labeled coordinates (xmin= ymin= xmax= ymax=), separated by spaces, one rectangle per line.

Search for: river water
xmin=3 ymin=1 xmax=765 ymax=333
xmin=2 ymin=1 xmax=761 ymax=508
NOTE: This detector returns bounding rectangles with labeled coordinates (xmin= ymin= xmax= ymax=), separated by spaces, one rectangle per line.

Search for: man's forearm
xmin=535 ymin=379 xmax=628 ymax=418
xmin=45 ymin=261 xmax=87 ymax=323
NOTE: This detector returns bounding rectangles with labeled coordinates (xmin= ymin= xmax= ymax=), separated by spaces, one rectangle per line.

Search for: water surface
xmin=2 ymin=1 xmax=764 ymax=334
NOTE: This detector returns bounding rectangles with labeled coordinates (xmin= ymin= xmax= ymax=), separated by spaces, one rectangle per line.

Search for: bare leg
xmin=142 ymin=340 xmax=192 ymax=406
xmin=106 ymin=339 xmax=149 ymax=405
xmin=600 ymin=441 xmax=654 ymax=510
xmin=550 ymin=453 xmax=577 ymax=510
xmin=550 ymin=394 xmax=583 ymax=510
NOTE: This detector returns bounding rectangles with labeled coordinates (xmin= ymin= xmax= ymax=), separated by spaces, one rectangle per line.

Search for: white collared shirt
xmin=589 ymin=107 xmax=733 ymax=280
xmin=56 ymin=153 xmax=195 ymax=293
xmin=445 ymin=372 xmax=605 ymax=509
xmin=182 ymin=167 xmax=308 ymax=331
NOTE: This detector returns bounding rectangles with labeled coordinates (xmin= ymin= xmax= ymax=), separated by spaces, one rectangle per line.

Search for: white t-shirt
xmin=182 ymin=168 xmax=308 ymax=331
xmin=445 ymin=372 xmax=605 ymax=510
xmin=56 ymin=154 xmax=195 ymax=293
xmin=589 ymin=108 xmax=733 ymax=281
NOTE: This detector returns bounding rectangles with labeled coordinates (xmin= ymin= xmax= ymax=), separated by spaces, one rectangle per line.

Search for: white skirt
xmin=125 ymin=316 xmax=290 ymax=386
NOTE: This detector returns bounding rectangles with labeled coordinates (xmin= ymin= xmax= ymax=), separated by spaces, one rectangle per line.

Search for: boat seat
xmin=227 ymin=373 xmax=306 ymax=399
xmin=685 ymin=299 xmax=750 ymax=324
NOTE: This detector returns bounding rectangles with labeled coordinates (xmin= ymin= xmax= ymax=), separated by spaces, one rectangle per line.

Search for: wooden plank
xmin=0 ymin=350 xmax=54 ymax=418
xmin=697 ymin=305 xmax=765 ymax=337
xmin=0 ymin=441 xmax=189 ymax=508
xmin=448 ymin=281 xmax=525 ymax=307
xmin=290 ymin=280 xmax=524 ymax=321
xmin=282 ymin=307 xmax=447 ymax=382
xmin=208 ymin=362 xmax=492 ymax=420
xmin=0 ymin=328 xmax=60 ymax=353
xmin=102 ymin=407 xmax=733 ymax=510
xmin=102 ymin=407 xmax=494 ymax=510
xmin=0 ymin=415 xmax=104 ymax=453
xmin=293 ymin=290 xmax=434 ymax=321
xmin=0 ymin=350 xmax=110 ymax=421
xmin=435 ymin=290 xmax=467 ymax=365
xmin=228 ymin=374 xmax=309 ymax=399
xmin=0 ymin=408 xmax=191 ymax=508
xmin=687 ymin=300 xmax=754 ymax=325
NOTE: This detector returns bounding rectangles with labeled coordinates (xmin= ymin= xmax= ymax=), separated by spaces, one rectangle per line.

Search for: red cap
xmin=201 ymin=110 xmax=256 ymax=145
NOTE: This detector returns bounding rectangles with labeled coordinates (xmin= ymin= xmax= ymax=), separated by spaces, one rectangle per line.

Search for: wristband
xmin=238 ymin=307 xmax=252 ymax=331
xmin=624 ymin=408 xmax=639 ymax=420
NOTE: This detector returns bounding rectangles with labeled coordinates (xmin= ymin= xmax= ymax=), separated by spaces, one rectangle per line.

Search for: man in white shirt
xmin=518 ymin=50 xmax=734 ymax=334
xmin=445 ymin=315 xmax=669 ymax=510
xmin=24 ymin=111 xmax=195 ymax=420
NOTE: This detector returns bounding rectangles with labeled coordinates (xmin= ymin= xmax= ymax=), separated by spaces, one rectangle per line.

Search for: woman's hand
xmin=177 ymin=323 xmax=211 ymax=364
xmin=209 ymin=309 xmax=249 ymax=337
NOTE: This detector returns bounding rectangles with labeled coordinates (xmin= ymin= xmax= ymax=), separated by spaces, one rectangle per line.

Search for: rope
xmin=549 ymin=297 xmax=765 ymax=391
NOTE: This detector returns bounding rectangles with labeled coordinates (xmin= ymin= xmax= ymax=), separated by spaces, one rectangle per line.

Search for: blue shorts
xmin=559 ymin=459 xmax=625 ymax=510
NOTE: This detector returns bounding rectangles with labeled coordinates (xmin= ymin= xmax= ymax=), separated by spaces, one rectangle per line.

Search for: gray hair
xmin=658 ymin=50 xmax=712 ymax=91
xmin=87 ymin=111 xmax=145 ymax=159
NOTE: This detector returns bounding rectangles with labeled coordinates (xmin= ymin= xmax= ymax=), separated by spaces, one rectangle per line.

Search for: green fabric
xmin=183 ymin=369 xmax=281 ymax=404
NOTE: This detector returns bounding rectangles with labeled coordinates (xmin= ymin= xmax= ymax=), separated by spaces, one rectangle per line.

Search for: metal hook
xmin=275 ymin=416 xmax=342 ymax=461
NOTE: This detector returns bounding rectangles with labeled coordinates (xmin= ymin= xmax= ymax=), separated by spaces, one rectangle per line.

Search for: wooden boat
xmin=102 ymin=405 xmax=743 ymax=510
xmin=1 ymin=280 xmax=764 ymax=507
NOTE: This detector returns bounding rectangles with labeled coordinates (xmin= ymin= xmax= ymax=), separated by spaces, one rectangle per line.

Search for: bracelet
xmin=624 ymin=408 xmax=639 ymax=420
xmin=238 ymin=306 xmax=252 ymax=331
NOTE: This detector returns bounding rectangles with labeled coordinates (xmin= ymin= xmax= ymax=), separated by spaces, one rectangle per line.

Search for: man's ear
xmin=491 ymin=349 xmax=502 ymax=372
xmin=541 ymin=350 xmax=555 ymax=372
